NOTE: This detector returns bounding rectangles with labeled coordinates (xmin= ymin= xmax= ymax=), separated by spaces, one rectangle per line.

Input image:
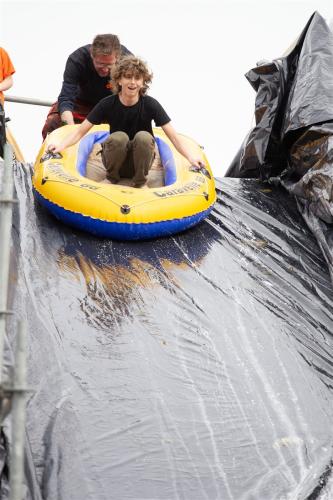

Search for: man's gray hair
xmin=91 ymin=34 xmax=121 ymax=56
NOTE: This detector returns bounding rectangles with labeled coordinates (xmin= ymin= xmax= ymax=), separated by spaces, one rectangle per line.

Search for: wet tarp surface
xmin=2 ymin=163 xmax=333 ymax=499
xmin=226 ymin=11 xmax=333 ymax=287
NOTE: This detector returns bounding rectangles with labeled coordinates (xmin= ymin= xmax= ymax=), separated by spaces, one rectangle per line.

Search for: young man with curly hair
xmin=47 ymin=56 xmax=203 ymax=187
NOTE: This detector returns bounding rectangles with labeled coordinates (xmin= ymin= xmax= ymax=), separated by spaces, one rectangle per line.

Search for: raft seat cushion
xmin=154 ymin=137 xmax=176 ymax=186
xmin=77 ymin=131 xmax=177 ymax=186
xmin=76 ymin=131 xmax=109 ymax=177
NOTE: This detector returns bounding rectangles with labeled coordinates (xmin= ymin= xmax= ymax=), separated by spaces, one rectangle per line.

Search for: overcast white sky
xmin=1 ymin=0 xmax=332 ymax=177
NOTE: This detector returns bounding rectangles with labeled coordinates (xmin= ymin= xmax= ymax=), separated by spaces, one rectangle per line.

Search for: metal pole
xmin=0 ymin=121 xmax=28 ymax=500
xmin=5 ymin=95 xmax=53 ymax=107
xmin=9 ymin=320 xmax=27 ymax=500
xmin=0 ymin=143 xmax=15 ymax=383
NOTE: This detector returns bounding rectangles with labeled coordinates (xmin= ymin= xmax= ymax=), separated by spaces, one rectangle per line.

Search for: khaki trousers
xmin=101 ymin=131 xmax=155 ymax=187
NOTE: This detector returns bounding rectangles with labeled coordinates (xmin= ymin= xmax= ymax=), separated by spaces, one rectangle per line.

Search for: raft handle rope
xmin=40 ymin=151 xmax=63 ymax=163
xmin=38 ymin=176 xmax=210 ymax=213
xmin=189 ymin=164 xmax=211 ymax=179
xmin=38 ymin=177 xmax=124 ymax=209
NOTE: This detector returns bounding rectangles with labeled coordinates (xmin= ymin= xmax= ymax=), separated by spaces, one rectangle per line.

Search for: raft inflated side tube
xmin=32 ymin=124 xmax=216 ymax=240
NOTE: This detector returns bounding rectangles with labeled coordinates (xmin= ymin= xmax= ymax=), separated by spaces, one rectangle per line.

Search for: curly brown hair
xmin=111 ymin=56 xmax=153 ymax=96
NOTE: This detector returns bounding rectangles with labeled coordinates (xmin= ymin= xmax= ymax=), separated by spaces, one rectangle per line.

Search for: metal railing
xmin=0 ymin=135 xmax=28 ymax=500
xmin=5 ymin=95 xmax=53 ymax=107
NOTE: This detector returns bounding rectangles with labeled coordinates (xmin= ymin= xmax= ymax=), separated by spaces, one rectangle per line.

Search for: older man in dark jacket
xmin=42 ymin=34 xmax=132 ymax=139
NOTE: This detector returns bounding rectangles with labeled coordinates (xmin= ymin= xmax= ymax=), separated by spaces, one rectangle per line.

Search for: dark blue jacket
xmin=58 ymin=44 xmax=132 ymax=114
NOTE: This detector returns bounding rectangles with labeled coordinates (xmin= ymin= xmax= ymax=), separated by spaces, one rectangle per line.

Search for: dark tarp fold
xmin=226 ymin=11 xmax=333 ymax=286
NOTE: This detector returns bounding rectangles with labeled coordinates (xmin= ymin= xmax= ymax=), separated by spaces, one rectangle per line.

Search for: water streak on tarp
xmin=1 ymin=163 xmax=332 ymax=499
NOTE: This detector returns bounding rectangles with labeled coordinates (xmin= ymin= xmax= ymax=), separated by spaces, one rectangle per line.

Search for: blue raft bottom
xmin=34 ymin=190 xmax=213 ymax=240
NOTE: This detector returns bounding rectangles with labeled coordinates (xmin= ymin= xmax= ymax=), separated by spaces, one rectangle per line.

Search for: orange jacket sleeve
xmin=0 ymin=47 xmax=15 ymax=104
xmin=0 ymin=47 xmax=15 ymax=80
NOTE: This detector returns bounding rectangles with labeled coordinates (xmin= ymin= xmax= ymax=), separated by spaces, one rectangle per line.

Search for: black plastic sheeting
xmin=1 ymin=162 xmax=333 ymax=499
xmin=226 ymin=11 xmax=333 ymax=286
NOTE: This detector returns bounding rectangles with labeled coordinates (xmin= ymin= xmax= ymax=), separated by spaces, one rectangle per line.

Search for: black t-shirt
xmin=87 ymin=94 xmax=171 ymax=139
xmin=58 ymin=44 xmax=132 ymax=114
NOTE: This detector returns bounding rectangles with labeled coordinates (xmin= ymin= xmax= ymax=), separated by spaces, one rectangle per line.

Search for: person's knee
xmin=133 ymin=131 xmax=155 ymax=149
xmin=101 ymin=132 xmax=128 ymax=166
xmin=105 ymin=131 xmax=129 ymax=150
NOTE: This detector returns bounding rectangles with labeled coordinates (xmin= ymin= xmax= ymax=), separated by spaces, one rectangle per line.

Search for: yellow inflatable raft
xmin=32 ymin=124 xmax=216 ymax=240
